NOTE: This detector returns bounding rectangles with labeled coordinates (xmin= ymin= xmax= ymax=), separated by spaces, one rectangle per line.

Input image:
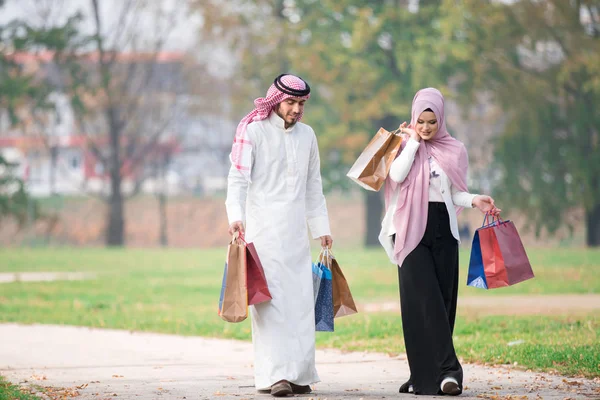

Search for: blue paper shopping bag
xmin=312 ymin=261 xmax=324 ymax=303
xmin=468 ymin=214 xmax=502 ymax=289
xmin=218 ymin=262 xmax=227 ymax=312
xmin=467 ymin=228 xmax=488 ymax=289
xmin=314 ymin=260 xmax=334 ymax=332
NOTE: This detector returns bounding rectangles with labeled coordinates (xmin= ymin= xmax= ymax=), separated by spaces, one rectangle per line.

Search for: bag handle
xmin=318 ymin=247 xmax=332 ymax=268
xmin=482 ymin=212 xmax=504 ymax=227
xmin=231 ymin=230 xmax=245 ymax=245
xmin=482 ymin=212 xmax=495 ymax=227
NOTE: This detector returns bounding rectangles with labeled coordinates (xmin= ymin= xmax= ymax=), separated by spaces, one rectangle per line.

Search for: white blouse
xmin=379 ymin=137 xmax=477 ymax=264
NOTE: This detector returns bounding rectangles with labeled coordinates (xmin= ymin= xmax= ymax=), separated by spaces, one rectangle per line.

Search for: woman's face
xmin=415 ymin=111 xmax=439 ymax=141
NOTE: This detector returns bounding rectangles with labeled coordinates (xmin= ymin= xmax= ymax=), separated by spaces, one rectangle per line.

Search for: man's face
xmin=275 ymin=97 xmax=306 ymax=127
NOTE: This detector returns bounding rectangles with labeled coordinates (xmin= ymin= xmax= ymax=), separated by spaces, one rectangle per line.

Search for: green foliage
xmin=0 ymin=13 xmax=89 ymax=124
xmin=199 ymin=1 xmax=600 ymax=243
xmin=0 ymin=376 xmax=41 ymax=400
xmin=0 ymin=154 xmax=38 ymax=227
xmin=439 ymin=0 xmax=600 ymax=239
xmin=0 ymin=10 xmax=88 ymax=223
xmin=198 ymin=1 xmax=468 ymax=190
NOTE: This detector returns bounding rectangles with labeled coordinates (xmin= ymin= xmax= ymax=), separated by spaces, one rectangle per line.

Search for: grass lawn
xmin=0 ymin=376 xmax=41 ymax=400
xmin=0 ymin=247 xmax=599 ymax=380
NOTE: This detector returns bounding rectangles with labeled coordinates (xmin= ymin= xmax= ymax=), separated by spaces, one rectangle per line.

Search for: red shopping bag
xmin=478 ymin=225 xmax=510 ymax=289
xmin=492 ymin=220 xmax=535 ymax=285
xmin=473 ymin=214 xmax=534 ymax=289
xmin=244 ymin=238 xmax=272 ymax=305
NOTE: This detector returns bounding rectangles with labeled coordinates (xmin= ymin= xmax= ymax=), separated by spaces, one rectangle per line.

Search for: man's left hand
xmin=319 ymin=235 xmax=333 ymax=248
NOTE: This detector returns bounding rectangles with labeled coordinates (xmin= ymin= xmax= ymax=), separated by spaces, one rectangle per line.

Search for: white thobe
xmin=225 ymin=111 xmax=331 ymax=389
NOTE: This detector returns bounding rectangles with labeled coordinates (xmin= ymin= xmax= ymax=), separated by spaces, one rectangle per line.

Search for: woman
xmin=378 ymin=88 xmax=500 ymax=395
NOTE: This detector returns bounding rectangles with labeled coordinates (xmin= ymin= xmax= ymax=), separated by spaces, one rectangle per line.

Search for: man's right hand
xmin=228 ymin=221 xmax=245 ymax=236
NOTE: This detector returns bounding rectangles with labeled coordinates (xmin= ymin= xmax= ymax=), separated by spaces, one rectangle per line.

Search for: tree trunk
xmin=106 ymin=185 xmax=125 ymax=247
xmin=586 ymin=203 xmax=600 ymax=247
xmin=158 ymin=155 xmax=168 ymax=247
xmin=49 ymin=146 xmax=57 ymax=195
xmin=158 ymin=191 xmax=168 ymax=247
xmin=364 ymin=190 xmax=384 ymax=247
xmin=105 ymin=108 xmax=124 ymax=247
xmin=106 ymin=177 xmax=124 ymax=246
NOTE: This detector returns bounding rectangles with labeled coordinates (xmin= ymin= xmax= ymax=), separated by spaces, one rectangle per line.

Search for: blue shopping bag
xmin=314 ymin=260 xmax=334 ymax=332
xmin=312 ymin=261 xmax=324 ymax=303
xmin=467 ymin=229 xmax=488 ymax=289
xmin=218 ymin=262 xmax=227 ymax=312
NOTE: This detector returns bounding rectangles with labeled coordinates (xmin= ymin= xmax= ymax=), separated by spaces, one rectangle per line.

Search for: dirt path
xmin=1 ymin=324 xmax=599 ymax=400
xmin=362 ymin=294 xmax=600 ymax=315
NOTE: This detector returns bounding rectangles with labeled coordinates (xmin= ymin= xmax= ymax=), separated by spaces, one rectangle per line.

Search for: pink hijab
xmin=384 ymin=88 xmax=469 ymax=267
xmin=230 ymin=74 xmax=310 ymax=182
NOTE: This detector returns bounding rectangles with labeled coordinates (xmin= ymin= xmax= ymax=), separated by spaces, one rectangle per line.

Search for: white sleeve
xmin=389 ymin=137 xmax=420 ymax=183
xmin=451 ymin=183 xmax=477 ymax=208
xmin=305 ymin=132 xmax=331 ymax=239
xmin=224 ymin=131 xmax=255 ymax=224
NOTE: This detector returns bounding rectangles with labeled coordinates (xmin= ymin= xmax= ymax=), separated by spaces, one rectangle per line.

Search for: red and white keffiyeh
xmin=231 ymin=74 xmax=311 ymax=182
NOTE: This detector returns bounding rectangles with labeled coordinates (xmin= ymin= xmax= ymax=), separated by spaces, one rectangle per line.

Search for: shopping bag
xmin=479 ymin=224 xmax=510 ymax=289
xmin=324 ymin=249 xmax=358 ymax=318
xmin=491 ymin=219 xmax=535 ymax=285
xmin=346 ymin=127 xmax=403 ymax=191
xmin=218 ymin=233 xmax=248 ymax=322
xmin=218 ymin=262 xmax=228 ymax=312
xmin=244 ymin=238 xmax=272 ymax=305
xmin=312 ymin=261 xmax=324 ymax=303
xmin=467 ymin=214 xmax=534 ymax=289
xmin=466 ymin=228 xmax=488 ymax=289
xmin=314 ymin=255 xmax=334 ymax=332
xmin=312 ymin=248 xmax=330 ymax=303
xmin=468 ymin=215 xmax=506 ymax=289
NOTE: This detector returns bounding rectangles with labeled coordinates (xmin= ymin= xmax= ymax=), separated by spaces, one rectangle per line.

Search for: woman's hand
xmin=399 ymin=121 xmax=421 ymax=142
xmin=472 ymin=195 xmax=501 ymax=216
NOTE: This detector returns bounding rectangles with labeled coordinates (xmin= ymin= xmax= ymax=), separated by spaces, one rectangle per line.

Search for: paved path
xmin=1 ymin=324 xmax=598 ymax=400
xmin=362 ymin=294 xmax=600 ymax=315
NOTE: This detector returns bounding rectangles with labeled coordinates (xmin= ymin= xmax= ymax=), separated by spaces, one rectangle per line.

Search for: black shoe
xmin=270 ymin=380 xmax=293 ymax=397
xmin=440 ymin=377 xmax=462 ymax=396
xmin=399 ymin=380 xmax=414 ymax=393
xmin=290 ymin=383 xmax=312 ymax=394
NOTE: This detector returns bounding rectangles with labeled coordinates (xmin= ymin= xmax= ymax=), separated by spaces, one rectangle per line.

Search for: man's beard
xmin=276 ymin=108 xmax=298 ymax=127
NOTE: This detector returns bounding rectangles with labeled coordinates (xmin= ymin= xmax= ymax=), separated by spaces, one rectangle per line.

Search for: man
xmin=225 ymin=74 xmax=333 ymax=397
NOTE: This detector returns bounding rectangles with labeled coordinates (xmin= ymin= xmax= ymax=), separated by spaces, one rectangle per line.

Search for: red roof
xmin=8 ymin=51 xmax=185 ymax=64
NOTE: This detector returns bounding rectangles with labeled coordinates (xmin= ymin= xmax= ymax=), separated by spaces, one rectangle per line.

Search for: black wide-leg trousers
xmin=396 ymin=202 xmax=463 ymax=395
